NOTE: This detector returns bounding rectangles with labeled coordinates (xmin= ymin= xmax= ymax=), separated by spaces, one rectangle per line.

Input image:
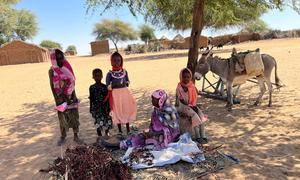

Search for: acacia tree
xmin=14 ymin=10 xmax=38 ymax=40
xmin=93 ymin=19 xmax=137 ymax=51
xmin=66 ymin=45 xmax=77 ymax=54
xmin=139 ymin=24 xmax=155 ymax=45
xmin=240 ymin=19 xmax=270 ymax=33
xmin=0 ymin=0 xmax=38 ymax=44
xmin=40 ymin=40 xmax=62 ymax=50
xmin=86 ymin=0 xmax=300 ymax=74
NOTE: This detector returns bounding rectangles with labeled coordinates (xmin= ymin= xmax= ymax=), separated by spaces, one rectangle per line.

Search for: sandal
xmin=116 ymin=132 xmax=123 ymax=137
xmin=196 ymin=137 xmax=209 ymax=144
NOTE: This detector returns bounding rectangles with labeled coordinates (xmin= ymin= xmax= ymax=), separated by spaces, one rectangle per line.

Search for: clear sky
xmin=15 ymin=0 xmax=300 ymax=55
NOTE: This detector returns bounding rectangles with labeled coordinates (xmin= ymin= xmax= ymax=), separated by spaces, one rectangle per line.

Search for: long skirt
xmin=57 ymin=108 xmax=80 ymax=137
xmin=111 ymin=87 xmax=137 ymax=124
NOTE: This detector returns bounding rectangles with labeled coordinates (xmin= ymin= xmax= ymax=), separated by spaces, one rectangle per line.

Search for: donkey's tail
xmin=274 ymin=57 xmax=284 ymax=88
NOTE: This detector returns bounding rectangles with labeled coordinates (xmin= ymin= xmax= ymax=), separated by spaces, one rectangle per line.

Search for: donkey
xmin=194 ymin=48 xmax=282 ymax=111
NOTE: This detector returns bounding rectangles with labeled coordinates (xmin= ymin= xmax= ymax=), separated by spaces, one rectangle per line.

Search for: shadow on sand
xmin=1 ymin=85 xmax=299 ymax=179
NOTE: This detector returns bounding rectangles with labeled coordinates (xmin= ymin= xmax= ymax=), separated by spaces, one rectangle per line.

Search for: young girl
xmin=150 ymin=89 xmax=180 ymax=148
xmin=106 ymin=52 xmax=137 ymax=135
xmin=176 ymin=68 xmax=208 ymax=144
xmin=89 ymin=68 xmax=112 ymax=137
xmin=120 ymin=89 xmax=180 ymax=150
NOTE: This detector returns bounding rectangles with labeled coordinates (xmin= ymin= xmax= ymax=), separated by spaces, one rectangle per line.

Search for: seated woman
xmin=176 ymin=68 xmax=208 ymax=144
xmin=120 ymin=89 xmax=180 ymax=150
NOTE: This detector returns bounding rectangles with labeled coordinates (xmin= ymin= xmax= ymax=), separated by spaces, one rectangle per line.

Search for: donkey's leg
xmin=226 ymin=81 xmax=233 ymax=111
xmin=265 ymin=78 xmax=273 ymax=107
xmin=254 ymin=77 xmax=266 ymax=106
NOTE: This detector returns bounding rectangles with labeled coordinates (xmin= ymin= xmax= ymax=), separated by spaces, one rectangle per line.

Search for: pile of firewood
xmin=40 ymin=144 xmax=131 ymax=180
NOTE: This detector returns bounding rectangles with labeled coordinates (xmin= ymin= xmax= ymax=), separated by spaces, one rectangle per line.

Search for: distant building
xmin=65 ymin=50 xmax=76 ymax=56
xmin=0 ymin=40 xmax=49 ymax=66
xmin=172 ymin=34 xmax=185 ymax=42
xmin=90 ymin=40 xmax=109 ymax=56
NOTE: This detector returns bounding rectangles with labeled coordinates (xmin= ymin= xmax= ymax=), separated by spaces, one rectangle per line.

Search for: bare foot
xmin=57 ymin=137 xmax=66 ymax=146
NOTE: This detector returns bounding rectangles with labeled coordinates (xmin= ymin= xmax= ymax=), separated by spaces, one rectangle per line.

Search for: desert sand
xmin=0 ymin=38 xmax=300 ymax=179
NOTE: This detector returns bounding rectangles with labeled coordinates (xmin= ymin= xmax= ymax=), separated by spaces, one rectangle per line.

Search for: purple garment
xmin=120 ymin=134 xmax=146 ymax=150
xmin=149 ymin=106 xmax=180 ymax=148
xmin=120 ymin=104 xmax=180 ymax=150
xmin=106 ymin=70 xmax=129 ymax=89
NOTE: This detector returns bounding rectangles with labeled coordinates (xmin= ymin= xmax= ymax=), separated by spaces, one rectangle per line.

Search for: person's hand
xmin=180 ymin=99 xmax=188 ymax=105
xmin=72 ymin=96 xmax=79 ymax=103
xmin=62 ymin=94 xmax=71 ymax=105
xmin=66 ymin=98 xmax=72 ymax=105
xmin=90 ymin=111 xmax=95 ymax=118
xmin=108 ymin=83 xmax=112 ymax=91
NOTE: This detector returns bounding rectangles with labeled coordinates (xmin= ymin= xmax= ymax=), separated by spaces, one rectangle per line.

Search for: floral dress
xmin=89 ymin=83 xmax=112 ymax=131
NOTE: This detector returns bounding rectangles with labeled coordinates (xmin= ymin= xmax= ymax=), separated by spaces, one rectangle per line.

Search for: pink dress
xmin=106 ymin=69 xmax=137 ymax=124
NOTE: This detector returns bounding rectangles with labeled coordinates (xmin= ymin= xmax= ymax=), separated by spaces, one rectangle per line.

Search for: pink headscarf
xmin=50 ymin=50 xmax=76 ymax=96
xmin=152 ymin=89 xmax=168 ymax=109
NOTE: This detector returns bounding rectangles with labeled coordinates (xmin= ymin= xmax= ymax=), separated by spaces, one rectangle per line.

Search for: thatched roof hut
xmin=0 ymin=40 xmax=49 ymax=66
xmin=173 ymin=34 xmax=185 ymax=42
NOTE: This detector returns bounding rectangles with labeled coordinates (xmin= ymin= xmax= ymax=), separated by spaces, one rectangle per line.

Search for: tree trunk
xmin=187 ymin=0 xmax=205 ymax=77
xmin=112 ymin=41 xmax=118 ymax=52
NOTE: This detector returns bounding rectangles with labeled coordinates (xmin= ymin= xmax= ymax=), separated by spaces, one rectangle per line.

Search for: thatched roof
xmin=160 ymin=36 xmax=169 ymax=40
xmin=173 ymin=34 xmax=184 ymax=41
xmin=0 ymin=40 xmax=48 ymax=52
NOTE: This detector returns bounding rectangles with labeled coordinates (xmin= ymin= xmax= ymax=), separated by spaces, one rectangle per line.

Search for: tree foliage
xmin=0 ymin=0 xmax=38 ymax=44
xmin=40 ymin=40 xmax=62 ymax=50
xmin=85 ymin=0 xmax=300 ymax=73
xmin=240 ymin=19 xmax=270 ymax=33
xmin=14 ymin=10 xmax=38 ymax=40
xmin=93 ymin=19 xmax=137 ymax=51
xmin=86 ymin=0 xmax=299 ymax=31
xmin=66 ymin=45 xmax=77 ymax=54
xmin=139 ymin=24 xmax=155 ymax=45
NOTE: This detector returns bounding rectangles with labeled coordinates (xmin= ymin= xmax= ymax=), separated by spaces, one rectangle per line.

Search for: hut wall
xmin=90 ymin=40 xmax=109 ymax=56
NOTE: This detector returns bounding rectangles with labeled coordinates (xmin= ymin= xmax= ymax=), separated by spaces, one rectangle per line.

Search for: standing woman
xmin=48 ymin=49 xmax=82 ymax=146
xmin=106 ymin=52 xmax=137 ymax=135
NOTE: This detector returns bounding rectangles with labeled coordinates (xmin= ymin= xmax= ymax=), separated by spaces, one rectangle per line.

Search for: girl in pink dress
xmin=106 ymin=52 xmax=137 ymax=135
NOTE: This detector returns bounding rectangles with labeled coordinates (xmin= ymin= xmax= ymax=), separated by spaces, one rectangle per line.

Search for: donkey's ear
xmin=232 ymin=48 xmax=237 ymax=55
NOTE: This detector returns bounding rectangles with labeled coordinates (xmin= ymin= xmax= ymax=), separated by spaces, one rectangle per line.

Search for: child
xmin=89 ymin=68 xmax=112 ymax=137
xmin=120 ymin=89 xmax=180 ymax=150
xmin=106 ymin=52 xmax=137 ymax=135
xmin=150 ymin=89 xmax=180 ymax=148
xmin=176 ymin=68 xmax=208 ymax=144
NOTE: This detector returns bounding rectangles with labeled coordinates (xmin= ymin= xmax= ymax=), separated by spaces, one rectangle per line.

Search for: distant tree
xmin=86 ymin=0 xmax=300 ymax=74
xmin=240 ymin=19 xmax=270 ymax=33
xmin=93 ymin=19 xmax=137 ymax=51
xmin=14 ymin=10 xmax=38 ymax=40
xmin=0 ymin=3 xmax=17 ymax=44
xmin=0 ymin=0 xmax=20 ymax=4
xmin=66 ymin=45 xmax=77 ymax=54
xmin=0 ymin=0 xmax=38 ymax=44
xmin=40 ymin=40 xmax=62 ymax=50
xmin=139 ymin=24 xmax=155 ymax=45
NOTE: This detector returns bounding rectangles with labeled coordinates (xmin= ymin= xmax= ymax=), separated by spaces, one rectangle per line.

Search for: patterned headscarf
xmin=50 ymin=49 xmax=75 ymax=96
xmin=152 ymin=89 xmax=168 ymax=109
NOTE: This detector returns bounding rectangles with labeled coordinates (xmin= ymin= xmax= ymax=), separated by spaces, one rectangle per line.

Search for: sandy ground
xmin=0 ymin=38 xmax=300 ymax=180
